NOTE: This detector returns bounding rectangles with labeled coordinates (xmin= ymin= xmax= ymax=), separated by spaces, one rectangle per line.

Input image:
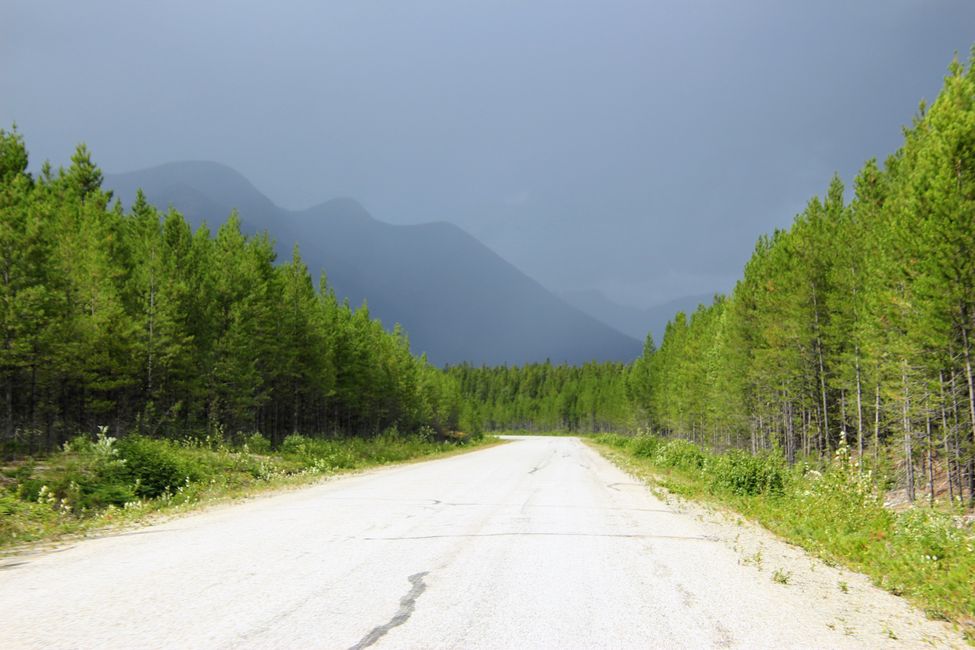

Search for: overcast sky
xmin=3 ymin=1 xmax=973 ymax=307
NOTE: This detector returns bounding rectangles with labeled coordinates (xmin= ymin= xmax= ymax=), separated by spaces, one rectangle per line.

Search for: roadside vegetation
xmin=0 ymin=428 xmax=488 ymax=551
xmin=593 ymin=432 xmax=975 ymax=638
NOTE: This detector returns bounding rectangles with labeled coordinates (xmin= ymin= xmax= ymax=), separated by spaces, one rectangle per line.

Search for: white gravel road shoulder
xmin=592 ymin=443 xmax=967 ymax=648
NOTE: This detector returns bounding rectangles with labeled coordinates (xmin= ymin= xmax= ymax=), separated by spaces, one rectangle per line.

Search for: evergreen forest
xmin=0 ymin=135 xmax=464 ymax=453
xmin=447 ymin=362 xmax=633 ymax=433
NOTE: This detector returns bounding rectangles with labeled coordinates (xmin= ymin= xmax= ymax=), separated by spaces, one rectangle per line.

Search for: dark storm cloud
xmin=3 ymin=0 xmax=973 ymax=306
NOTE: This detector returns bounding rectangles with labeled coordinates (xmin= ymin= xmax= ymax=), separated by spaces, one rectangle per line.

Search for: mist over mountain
xmin=561 ymin=289 xmax=713 ymax=345
xmin=106 ymin=162 xmax=641 ymax=366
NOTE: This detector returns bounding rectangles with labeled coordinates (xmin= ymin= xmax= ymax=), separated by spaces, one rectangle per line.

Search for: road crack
xmin=606 ymin=482 xmax=644 ymax=491
xmin=349 ymin=571 xmax=429 ymax=649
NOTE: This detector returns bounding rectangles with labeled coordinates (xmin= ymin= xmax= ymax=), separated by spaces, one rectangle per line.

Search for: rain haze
xmin=3 ymin=0 xmax=973 ymax=308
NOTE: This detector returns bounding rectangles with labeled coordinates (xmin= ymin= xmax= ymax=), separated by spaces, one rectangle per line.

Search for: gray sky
xmin=3 ymin=1 xmax=973 ymax=307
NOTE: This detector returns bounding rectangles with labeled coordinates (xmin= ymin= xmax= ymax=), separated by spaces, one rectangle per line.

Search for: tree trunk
xmin=752 ymin=415 xmax=759 ymax=454
xmin=902 ymin=368 xmax=915 ymax=503
xmin=840 ymin=389 xmax=848 ymax=446
xmin=815 ymin=404 xmax=824 ymax=459
xmin=925 ymin=400 xmax=934 ymax=507
xmin=962 ymin=325 xmax=975 ymax=506
xmin=803 ymin=408 xmax=810 ymax=457
xmin=941 ymin=371 xmax=955 ymax=503
xmin=4 ymin=372 xmax=11 ymax=443
xmin=874 ymin=383 xmax=881 ymax=466
xmin=951 ymin=371 xmax=966 ymax=503
xmin=812 ymin=289 xmax=830 ymax=452
xmin=855 ymin=351 xmax=864 ymax=470
xmin=786 ymin=398 xmax=796 ymax=465
xmin=29 ymin=362 xmax=37 ymax=455
xmin=818 ymin=343 xmax=830 ymax=452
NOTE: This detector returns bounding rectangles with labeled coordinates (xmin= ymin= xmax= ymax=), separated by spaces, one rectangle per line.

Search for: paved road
xmin=0 ymin=436 xmax=957 ymax=648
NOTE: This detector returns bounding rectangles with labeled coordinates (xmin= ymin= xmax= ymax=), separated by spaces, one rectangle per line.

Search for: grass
xmin=589 ymin=432 xmax=975 ymax=640
xmin=0 ymin=428 xmax=496 ymax=554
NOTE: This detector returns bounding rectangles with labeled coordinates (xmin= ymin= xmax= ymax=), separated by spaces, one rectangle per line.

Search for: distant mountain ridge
xmin=561 ymin=289 xmax=714 ymax=344
xmin=106 ymin=162 xmax=642 ymax=366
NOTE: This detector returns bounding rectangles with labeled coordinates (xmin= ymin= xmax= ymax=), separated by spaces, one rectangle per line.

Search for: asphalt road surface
xmin=0 ymin=436 xmax=961 ymax=649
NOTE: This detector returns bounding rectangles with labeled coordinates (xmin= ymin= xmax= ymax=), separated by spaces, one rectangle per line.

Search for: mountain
xmin=106 ymin=162 xmax=641 ymax=366
xmin=561 ymin=289 xmax=714 ymax=344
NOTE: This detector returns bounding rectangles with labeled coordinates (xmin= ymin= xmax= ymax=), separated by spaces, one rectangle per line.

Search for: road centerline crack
xmin=349 ymin=571 xmax=429 ymax=649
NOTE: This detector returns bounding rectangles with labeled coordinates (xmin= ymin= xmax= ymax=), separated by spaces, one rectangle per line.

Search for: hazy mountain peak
xmin=301 ymin=196 xmax=377 ymax=225
xmin=104 ymin=161 xmax=641 ymax=365
xmin=109 ymin=161 xmax=274 ymax=212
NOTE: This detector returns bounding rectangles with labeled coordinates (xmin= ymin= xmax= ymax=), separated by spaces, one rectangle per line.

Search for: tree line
xmin=0 ymin=132 xmax=463 ymax=453
xmin=630 ymin=55 xmax=975 ymax=504
xmin=447 ymin=361 xmax=632 ymax=433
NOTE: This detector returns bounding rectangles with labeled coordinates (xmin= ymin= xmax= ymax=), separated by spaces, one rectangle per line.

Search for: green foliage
xmin=0 ymin=130 xmax=466 ymax=451
xmin=653 ymin=438 xmax=706 ymax=472
xmin=706 ymin=449 xmax=786 ymax=496
xmin=244 ymin=432 xmax=271 ymax=454
xmin=280 ymin=434 xmax=310 ymax=456
xmin=12 ymin=431 xmax=136 ymax=510
xmin=620 ymin=52 xmax=975 ymax=512
xmin=448 ymin=361 xmax=634 ymax=434
xmin=628 ymin=434 xmax=662 ymax=458
xmin=116 ymin=436 xmax=206 ymax=499
xmin=592 ymin=432 xmax=631 ymax=448
xmin=0 ymin=492 xmax=58 ymax=544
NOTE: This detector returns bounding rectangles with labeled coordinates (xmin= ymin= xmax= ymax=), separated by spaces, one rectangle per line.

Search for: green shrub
xmin=245 ymin=432 xmax=271 ymax=454
xmin=707 ymin=449 xmax=786 ymax=496
xmin=593 ymin=433 xmax=630 ymax=448
xmin=14 ymin=431 xmax=134 ymax=510
xmin=301 ymin=438 xmax=361 ymax=470
xmin=117 ymin=436 xmax=205 ymax=498
xmin=628 ymin=435 xmax=662 ymax=458
xmin=655 ymin=438 xmax=706 ymax=471
xmin=892 ymin=508 xmax=970 ymax=566
xmin=280 ymin=434 xmax=310 ymax=456
xmin=0 ymin=492 xmax=59 ymax=545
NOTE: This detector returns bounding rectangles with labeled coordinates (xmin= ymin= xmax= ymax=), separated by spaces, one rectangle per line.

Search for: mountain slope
xmin=561 ymin=289 xmax=713 ymax=344
xmin=106 ymin=162 xmax=641 ymax=366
